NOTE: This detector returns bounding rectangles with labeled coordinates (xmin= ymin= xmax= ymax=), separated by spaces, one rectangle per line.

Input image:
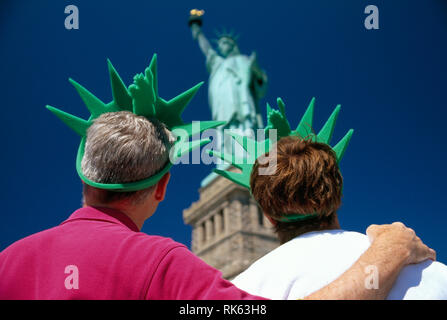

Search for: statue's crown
xmin=214 ymin=28 xmax=240 ymax=43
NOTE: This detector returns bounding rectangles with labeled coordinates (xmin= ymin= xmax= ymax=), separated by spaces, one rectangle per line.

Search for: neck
xmin=119 ymin=208 xmax=146 ymax=230
xmin=299 ymin=218 xmax=341 ymax=236
xmin=325 ymin=214 xmax=341 ymax=231
xmin=84 ymin=201 xmax=148 ymax=231
xmin=277 ymin=213 xmax=341 ymax=244
xmin=223 ymin=48 xmax=240 ymax=58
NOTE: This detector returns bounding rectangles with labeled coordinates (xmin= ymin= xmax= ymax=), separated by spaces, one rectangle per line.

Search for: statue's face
xmin=218 ymin=37 xmax=236 ymax=57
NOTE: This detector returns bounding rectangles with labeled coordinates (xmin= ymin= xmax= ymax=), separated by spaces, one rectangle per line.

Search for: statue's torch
xmin=189 ymin=9 xmax=205 ymax=27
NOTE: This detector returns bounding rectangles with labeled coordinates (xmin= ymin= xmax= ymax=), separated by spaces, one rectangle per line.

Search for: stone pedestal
xmin=183 ymin=168 xmax=279 ymax=280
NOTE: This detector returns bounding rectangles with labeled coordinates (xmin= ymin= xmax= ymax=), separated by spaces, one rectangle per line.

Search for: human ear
xmin=154 ymin=172 xmax=171 ymax=202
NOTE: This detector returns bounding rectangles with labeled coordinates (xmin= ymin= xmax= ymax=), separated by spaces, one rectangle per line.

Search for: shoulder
xmin=235 ymin=231 xmax=370 ymax=279
xmin=402 ymin=260 xmax=447 ymax=282
xmin=289 ymin=230 xmax=370 ymax=250
xmin=428 ymin=260 xmax=447 ymax=274
xmin=389 ymin=260 xmax=447 ymax=299
xmin=239 ymin=230 xmax=370 ymax=271
xmin=120 ymin=232 xmax=187 ymax=260
xmin=0 ymin=226 xmax=60 ymax=257
xmin=129 ymin=233 xmax=185 ymax=247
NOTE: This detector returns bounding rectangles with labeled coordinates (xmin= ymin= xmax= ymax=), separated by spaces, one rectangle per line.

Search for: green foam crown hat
xmin=208 ymin=97 xmax=354 ymax=190
xmin=46 ymin=54 xmax=225 ymax=191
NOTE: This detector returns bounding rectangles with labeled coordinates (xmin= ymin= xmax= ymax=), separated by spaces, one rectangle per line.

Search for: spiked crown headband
xmin=208 ymin=97 xmax=353 ymax=222
xmin=46 ymin=54 xmax=224 ymax=192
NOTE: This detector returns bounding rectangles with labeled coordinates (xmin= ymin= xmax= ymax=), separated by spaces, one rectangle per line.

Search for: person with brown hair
xmin=232 ymin=135 xmax=447 ymax=299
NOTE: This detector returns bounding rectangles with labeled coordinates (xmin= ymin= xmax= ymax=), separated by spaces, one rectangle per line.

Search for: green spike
xmin=144 ymin=65 xmax=157 ymax=104
xmin=207 ymin=149 xmax=244 ymax=170
xmin=227 ymin=132 xmax=271 ymax=164
xmin=167 ymin=81 xmax=203 ymax=115
xmin=107 ymin=59 xmax=132 ymax=111
xmin=190 ymin=138 xmax=212 ymax=154
xmin=46 ymin=105 xmax=90 ymax=136
xmin=213 ymin=169 xmax=250 ymax=189
xmin=69 ymin=79 xmax=109 ymax=118
xmin=317 ymin=104 xmax=341 ymax=144
xmin=277 ymin=97 xmax=286 ymax=116
xmin=227 ymin=132 xmax=255 ymax=154
xmin=266 ymin=102 xmax=272 ymax=115
xmin=333 ymin=129 xmax=354 ymax=163
xmin=264 ymin=103 xmax=273 ymax=137
xmin=235 ymin=132 xmax=271 ymax=154
xmin=154 ymin=98 xmax=174 ymax=126
xmin=157 ymin=82 xmax=203 ymax=128
xmin=294 ymin=97 xmax=315 ymax=138
xmin=173 ymin=138 xmax=211 ymax=160
xmin=148 ymin=54 xmax=158 ymax=98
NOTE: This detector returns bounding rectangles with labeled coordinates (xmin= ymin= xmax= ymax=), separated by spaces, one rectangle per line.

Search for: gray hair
xmin=81 ymin=111 xmax=175 ymax=185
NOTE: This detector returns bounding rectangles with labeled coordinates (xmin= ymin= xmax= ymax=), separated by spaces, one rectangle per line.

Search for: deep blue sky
xmin=1 ymin=0 xmax=446 ymax=263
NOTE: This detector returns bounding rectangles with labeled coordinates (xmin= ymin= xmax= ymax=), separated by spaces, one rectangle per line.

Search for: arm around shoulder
xmin=304 ymin=222 xmax=436 ymax=300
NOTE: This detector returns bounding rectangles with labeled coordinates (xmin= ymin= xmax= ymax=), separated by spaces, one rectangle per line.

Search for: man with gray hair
xmin=81 ymin=112 xmax=176 ymax=214
xmin=0 ymin=57 xmax=436 ymax=300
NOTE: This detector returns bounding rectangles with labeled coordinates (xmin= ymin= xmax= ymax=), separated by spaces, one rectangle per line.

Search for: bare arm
xmin=305 ymin=222 xmax=436 ymax=300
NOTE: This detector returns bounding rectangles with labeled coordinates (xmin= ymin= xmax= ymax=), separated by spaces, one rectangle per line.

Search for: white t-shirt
xmin=232 ymin=230 xmax=447 ymax=300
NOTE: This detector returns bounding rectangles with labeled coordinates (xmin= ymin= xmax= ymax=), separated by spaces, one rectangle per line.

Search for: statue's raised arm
xmin=189 ymin=9 xmax=220 ymax=72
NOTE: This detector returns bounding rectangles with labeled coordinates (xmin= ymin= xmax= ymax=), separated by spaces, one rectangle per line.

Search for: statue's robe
xmin=206 ymin=50 xmax=266 ymax=131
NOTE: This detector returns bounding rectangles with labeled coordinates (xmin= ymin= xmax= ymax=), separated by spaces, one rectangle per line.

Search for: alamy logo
xmin=64 ymin=265 xmax=79 ymax=290
xmin=364 ymin=265 xmax=379 ymax=289
xmin=65 ymin=5 xmax=79 ymax=30
xmin=364 ymin=5 xmax=379 ymax=30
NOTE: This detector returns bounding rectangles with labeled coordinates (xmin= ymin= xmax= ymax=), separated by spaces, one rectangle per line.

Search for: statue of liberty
xmin=188 ymin=10 xmax=268 ymax=170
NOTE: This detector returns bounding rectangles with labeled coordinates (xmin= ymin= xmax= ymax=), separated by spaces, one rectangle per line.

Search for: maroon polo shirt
xmin=0 ymin=206 xmax=266 ymax=300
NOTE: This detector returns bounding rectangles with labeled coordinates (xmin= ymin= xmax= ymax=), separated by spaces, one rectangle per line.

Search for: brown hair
xmin=250 ymin=136 xmax=343 ymax=243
